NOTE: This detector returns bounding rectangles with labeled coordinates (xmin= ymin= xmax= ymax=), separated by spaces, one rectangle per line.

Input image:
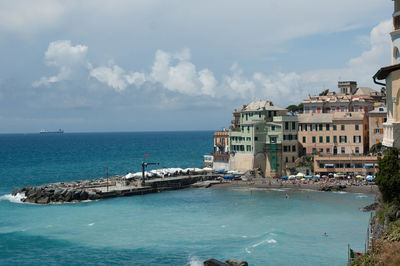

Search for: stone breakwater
xmin=12 ymin=175 xmax=219 ymax=204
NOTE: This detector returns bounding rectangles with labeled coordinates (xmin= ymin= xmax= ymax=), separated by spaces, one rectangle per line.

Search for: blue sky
xmin=0 ymin=0 xmax=394 ymax=133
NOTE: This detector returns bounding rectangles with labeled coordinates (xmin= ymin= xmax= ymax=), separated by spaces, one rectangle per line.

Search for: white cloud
xmin=33 ymin=40 xmax=89 ymax=87
xmin=90 ymin=65 xmax=127 ymax=92
xmin=33 ymin=18 xmax=392 ymax=107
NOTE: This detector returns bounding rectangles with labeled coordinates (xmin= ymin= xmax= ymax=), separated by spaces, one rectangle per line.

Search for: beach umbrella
xmin=300 ymin=178 xmax=305 ymax=181
xmin=334 ymin=173 xmax=339 ymax=178
xmin=356 ymin=175 xmax=363 ymax=178
xmin=312 ymin=176 xmax=320 ymax=179
xmin=288 ymin=175 xmax=296 ymax=180
xmin=366 ymin=176 xmax=375 ymax=182
xmin=296 ymin=173 xmax=305 ymax=178
xmin=281 ymin=176 xmax=288 ymax=180
xmin=305 ymin=175 xmax=313 ymax=179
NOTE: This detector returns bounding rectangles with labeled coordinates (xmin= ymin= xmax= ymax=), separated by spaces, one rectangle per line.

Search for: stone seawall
xmin=12 ymin=175 xmax=218 ymax=204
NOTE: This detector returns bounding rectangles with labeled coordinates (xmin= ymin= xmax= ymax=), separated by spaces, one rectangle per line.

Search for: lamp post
xmin=141 ymin=162 xmax=159 ymax=186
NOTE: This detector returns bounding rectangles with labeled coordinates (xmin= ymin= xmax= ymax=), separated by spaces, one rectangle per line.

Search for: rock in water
xmin=204 ymin=259 xmax=229 ymax=266
xmin=36 ymin=196 xmax=50 ymax=204
xmin=225 ymin=259 xmax=248 ymax=266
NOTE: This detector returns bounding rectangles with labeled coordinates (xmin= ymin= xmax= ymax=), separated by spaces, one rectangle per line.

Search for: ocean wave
xmin=187 ymin=256 xmax=203 ymax=266
xmin=251 ymin=238 xmax=277 ymax=248
xmin=0 ymin=193 xmax=26 ymax=203
xmin=356 ymin=194 xmax=368 ymax=198
xmin=332 ymin=191 xmax=348 ymax=194
xmin=268 ymin=188 xmax=287 ymax=192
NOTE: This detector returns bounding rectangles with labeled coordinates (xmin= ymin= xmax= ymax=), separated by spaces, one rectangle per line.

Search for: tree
xmin=286 ymin=103 xmax=304 ymax=115
xmin=319 ymin=89 xmax=329 ymax=96
xmin=375 ymin=148 xmax=400 ymax=203
xmin=370 ymin=142 xmax=384 ymax=154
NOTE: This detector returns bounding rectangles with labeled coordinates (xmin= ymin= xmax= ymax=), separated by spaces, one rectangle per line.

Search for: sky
xmin=0 ymin=0 xmax=395 ymax=133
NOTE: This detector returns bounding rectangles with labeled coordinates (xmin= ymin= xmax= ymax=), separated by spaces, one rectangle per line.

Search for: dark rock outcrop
xmin=203 ymin=259 xmax=248 ymax=266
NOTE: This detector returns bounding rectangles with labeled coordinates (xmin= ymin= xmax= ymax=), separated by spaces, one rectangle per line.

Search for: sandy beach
xmin=212 ymin=178 xmax=379 ymax=194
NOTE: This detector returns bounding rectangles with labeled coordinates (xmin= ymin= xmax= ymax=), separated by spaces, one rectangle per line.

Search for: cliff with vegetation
xmin=352 ymin=148 xmax=400 ymax=265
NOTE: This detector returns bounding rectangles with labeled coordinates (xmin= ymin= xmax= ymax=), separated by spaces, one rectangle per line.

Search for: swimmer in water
xmin=323 ymin=232 xmax=328 ymax=237
xmin=285 ymin=194 xmax=290 ymax=199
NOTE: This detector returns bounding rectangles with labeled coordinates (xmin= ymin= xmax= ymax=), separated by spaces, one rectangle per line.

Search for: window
xmin=340 ymin=136 xmax=347 ymax=143
xmin=334 ymin=136 xmax=337 ymax=143
xmin=341 ymin=125 xmax=345 ymax=131
xmin=246 ymin=114 xmax=248 ymax=121
xmin=355 ymin=124 xmax=359 ymax=130
xmin=255 ymin=137 xmax=258 ymax=141
xmin=273 ymin=111 xmax=277 ymax=116
xmin=326 ymin=136 xmax=330 ymax=143
xmin=319 ymin=124 xmax=323 ymax=131
xmin=340 ymin=107 xmax=345 ymax=112
xmin=302 ymin=136 xmax=306 ymax=143
xmin=292 ymin=156 xmax=295 ymax=163
xmin=258 ymin=112 xmax=261 ymax=118
xmin=312 ymin=148 xmax=317 ymax=154
xmin=247 ymin=126 xmax=250 ymax=132
xmin=326 ymin=124 xmax=330 ymax=131
xmin=292 ymin=145 xmax=296 ymax=152
xmin=283 ymin=146 xmax=289 ymax=152
xmin=241 ymin=126 xmax=244 ymax=132
xmin=319 ymin=136 xmax=323 ymax=143
xmin=292 ymin=122 xmax=296 ymax=131
xmin=312 ymin=136 xmax=316 ymax=143
xmin=333 ymin=125 xmax=337 ymax=131
xmin=246 ymin=145 xmax=251 ymax=151
xmin=285 ymin=157 xmax=288 ymax=163
xmin=375 ymin=129 xmax=380 ymax=134
xmin=269 ymin=136 xmax=276 ymax=143
xmin=285 ymin=122 xmax=289 ymax=130
xmin=283 ymin=135 xmax=286 ymax=140
xmin=304 ymin=124 xmax=308 ymax=131
xmin=326 ymin=148 xmax=330 ymax=153
xmin=268 ymin=111 xmax=272 ymax=117
xmin=271 ymin=126 xmax=275 ymax=131
xmin=312 ymin=124 xmax=316 ymax=131
xmin=319 ymin=148 xmax=323 ymax=153
xmin=247 ymin=137 xmax=251 ymax=141
xmin=341 ymin=147 xmax=345 ymax=154
xmin=355 ymin=147 xmax=359 ymax=153
xmin=353 ymin=136 xmax=361 ymax=143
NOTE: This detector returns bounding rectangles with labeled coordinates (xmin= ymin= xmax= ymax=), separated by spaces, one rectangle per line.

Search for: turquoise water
xmin=0 ymin=132 xmax=374 ymax=265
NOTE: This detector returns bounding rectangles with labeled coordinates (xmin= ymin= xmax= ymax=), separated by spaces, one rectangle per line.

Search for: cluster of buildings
xmin=207 ymin=81 xmax=385 ymax=177
xmin=206 ymin=0 xmax=400 ymax=178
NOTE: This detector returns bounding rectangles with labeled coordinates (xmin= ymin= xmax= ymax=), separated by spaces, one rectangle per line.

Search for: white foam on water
xmin=88 ymin=223 xmax=95 ymax=226
xmin=245 ymin=248 xmax=251 ymax=254
xmin=0 ymin=193 xmax=26 ymax=203
xmin=356 ymin=195 xmax=368 ymax=198
xmin=332 ymin=191 xmax=347 ymax=194
xmin=251 ymin=238 xmax=277 ymax=248
xmin=268 ymin=188 xmax=287 ymax=192
xmin=242 ymin=235 xmax=248 ymax=238
xmin=187 ymin=256 xmax=203 ymax=266
xmin=221 ymin=225 xmax=226 ymax=228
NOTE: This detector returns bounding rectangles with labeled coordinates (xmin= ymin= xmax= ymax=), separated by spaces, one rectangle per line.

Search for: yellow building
xmin=373 ymin=0 xmax=400 ymax=149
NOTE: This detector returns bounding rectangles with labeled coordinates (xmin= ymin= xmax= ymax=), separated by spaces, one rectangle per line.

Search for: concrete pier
xmin=12 ymin=174 xmax=220 ymax=204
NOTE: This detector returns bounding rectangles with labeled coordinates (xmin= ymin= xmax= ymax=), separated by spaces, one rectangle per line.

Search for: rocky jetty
xmin=12 ymin=174 xmax=218 ymax=204
xmin=12 ymin=185 xmax=101 ymax=204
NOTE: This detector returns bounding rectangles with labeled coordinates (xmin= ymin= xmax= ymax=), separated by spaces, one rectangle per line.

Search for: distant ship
xmin=40 ymin=129 xmax=64 ymax=134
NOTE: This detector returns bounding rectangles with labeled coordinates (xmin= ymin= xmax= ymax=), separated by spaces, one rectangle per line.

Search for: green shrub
xmin=375 ymin=148 xmax=400 ymax=202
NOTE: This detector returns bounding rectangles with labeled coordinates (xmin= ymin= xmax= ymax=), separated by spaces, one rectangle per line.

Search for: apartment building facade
xmin=368 ymin=105 xmax=387 ymax=148
xmin=298 ymin=112 xmax=368 ymax=156
xmin=228 ymin=100 xmax=298 ymax=177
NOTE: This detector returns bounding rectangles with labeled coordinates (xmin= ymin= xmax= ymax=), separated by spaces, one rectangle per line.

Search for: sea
xmin=0 ymin=131 xmax=374 ymax=265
